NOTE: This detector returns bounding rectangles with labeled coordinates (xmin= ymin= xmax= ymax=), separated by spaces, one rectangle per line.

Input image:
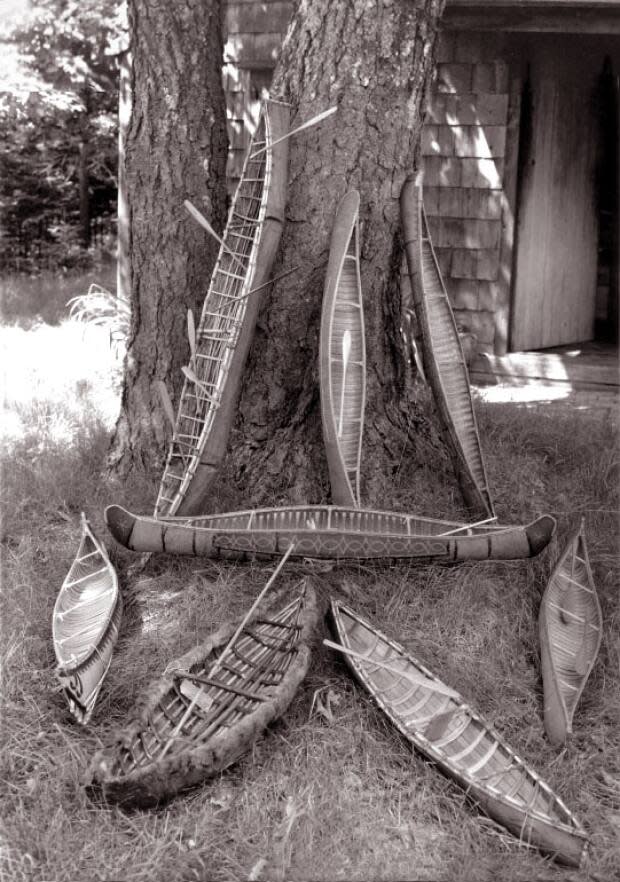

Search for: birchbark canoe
xmin=53 ymin=514 xmax=122 ymax=724
xmin=105 ymin=503 xmax=555 ymax=564
xmin=539 ymin=519 xmax=602 ymax=746
xmin=401 ymin=178 xmax=495 ymax=519
xmin=328 ymin=600 xmax=589 ymax=868
xmin=320 ymin=189 xmax=366 ymax=507
xmin=87 ymin=581 xmax=317 ymax=809
xmin=155 ymin=98 xmax=290 ymax=518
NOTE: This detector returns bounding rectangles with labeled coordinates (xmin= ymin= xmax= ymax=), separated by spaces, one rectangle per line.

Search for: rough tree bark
xmin=219 ymin=0 xmax=447 ymax=507
xmin=108 ymin=0 xmax=228 ymax=475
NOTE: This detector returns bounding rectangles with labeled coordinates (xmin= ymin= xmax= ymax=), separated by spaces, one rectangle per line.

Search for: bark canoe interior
xmin=155 ymin=98 xmax=290 ymax=518
xmin=87 ymin=581 xmax=318 ymax=809
xmin=328 ymin=600 xmax=589 ymax=868
xmin=105 ymin=503 xmax=555 ymax=564
xmin=400 ymin=178 xmax=495 ymax=520
xmin=320 ymin=189 xmax=366 ymax=507
xmin=52 ymin=513 xmax=122 ymax=725
xmin=539 ymin=519 xmax=602 ymax=747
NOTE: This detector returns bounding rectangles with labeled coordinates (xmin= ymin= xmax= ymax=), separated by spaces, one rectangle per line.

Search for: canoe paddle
xmin=184 ymin=200 xmax=247 ymax=273
xmin=249 ymin=105 xmax=337 ymax=159
xmin=338 ymin=329 xmax=351 ymax=438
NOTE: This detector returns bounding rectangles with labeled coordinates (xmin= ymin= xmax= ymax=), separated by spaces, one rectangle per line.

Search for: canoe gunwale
xmin=328 ymin=600 xmax=589 ymax=868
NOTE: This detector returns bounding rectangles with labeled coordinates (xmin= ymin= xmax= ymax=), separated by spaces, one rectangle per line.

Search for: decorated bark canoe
xmin=105 ymin=503 xmax=555 ymax=564
xmin=320 ymin=189 xmax=366 ymax=507
xmin=327 ymin=600 xmax=589 ymax=868
xmin=401 ymin=178 xmax=495 ymax=520
xmin=155 ymin=98 xmax=290 ymax=518
xmin=539 ymin=519 xmax=602 ymax=747
xmin=87 ymin=580 xmax=318 ymax=809
xmin=53 ymin=513 xmax=122 ymax=724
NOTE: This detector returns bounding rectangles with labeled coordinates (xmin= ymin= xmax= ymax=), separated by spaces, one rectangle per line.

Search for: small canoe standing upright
xmin=539 ymin=519 xmax=603 ymax=747
xmin=400 ymin=177 xmax=495 ymax=520
xmin=155 ymin=98 xmax=290 ymax=518
xmin=320 ymin=190 xmax=366 ymax=507
xmin=53 ymin=514 xmax=122 ymax=725
xmin=327 ymin=600 xmax=589 ymax=868
xmin=105 ymin=502 xmax=555 ymax=564
xmin=88 ymin=580 xmax=318 ymax=809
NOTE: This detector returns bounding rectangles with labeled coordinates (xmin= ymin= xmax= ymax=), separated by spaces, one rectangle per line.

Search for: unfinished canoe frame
xmin=106 ymin=503 xmax=555 ymax=564
xmin=401 ymin=177 xmax=495 ymax=520
xmin=87 ymin=581 xmax=318 ymax=809
xmin=539 ymin=519 xmax=602 ymax=747
xmin=328 ymin=599 xmax=589 ymax=868
xmin=53 ymin=513 xmax=122 ymax=724
xmin=320 ymin=189 xmax=366 ymax=507
xmin=155 ymin=98 xmax=290 ymax=518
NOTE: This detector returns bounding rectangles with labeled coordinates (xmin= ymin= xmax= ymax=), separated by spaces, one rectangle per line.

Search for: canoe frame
xmin=155 ymin=98 xmax=290 ymax=518
xmin=88 ymin=581 xmax=318 ymax=808
xmin=401 ymin=178 xmax=495 ymax=519
xmin=329 ymin=599 xmax=589 ymax=868
xmin=320 ymin=189 xmax=366 ymax=508
xmin=539 ymin=519 xmax=603 ymax=746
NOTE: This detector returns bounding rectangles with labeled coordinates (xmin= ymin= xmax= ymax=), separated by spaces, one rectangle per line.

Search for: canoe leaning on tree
xmin=539 ymin=519 xmax=602 ymax=747
xmin=319 ymin=189 xmax=366 ymax=508
xmin=401 ymin=177 xmax=495 ymax=520
xmin=155 ymin=98 xmax=290 ymax=519
xmin=105 ymin=503 xmax=555 ymax=564
xmin=53 ymin=513 xmax=122 ymax=724
xmin=87 ymin=579 xmax=318 ymax=809
xmin=327 ymin=600 xmax=589 ymax=868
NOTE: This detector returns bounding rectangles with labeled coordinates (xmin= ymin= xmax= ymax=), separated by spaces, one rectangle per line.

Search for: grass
xmin=1 ymin=275 xmax=619 ymax=881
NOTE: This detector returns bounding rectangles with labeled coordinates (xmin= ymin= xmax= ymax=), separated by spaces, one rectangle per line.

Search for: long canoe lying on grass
xmin=401 ymin=178 xmax=495 ymax=520
xmin=53 ymin=514 xmax=122 ymax=724
xmin=87 ymin=580 xmax=318 ymax=809
xmin=320 ymin=189 xmax=366 ymax=507
xmin=327 ymin=600 xmax=589 ymax=868
xmin=155 ymin=98 xmax=290 ymax=519
xmin=539 ymin=519 xmax=602 ymax=747
xmin=105 ymin=503 xmax=555 ymax=563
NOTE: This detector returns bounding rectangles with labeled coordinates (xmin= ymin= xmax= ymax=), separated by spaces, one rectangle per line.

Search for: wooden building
xmin=222 ymin=0 xmax=619 ymax=372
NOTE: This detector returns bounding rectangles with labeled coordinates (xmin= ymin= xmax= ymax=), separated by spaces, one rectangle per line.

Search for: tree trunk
xmin=219 ymin=0 xmax=447 ymax=508
xmin=108 ymin=0 xmax=228 ymax=476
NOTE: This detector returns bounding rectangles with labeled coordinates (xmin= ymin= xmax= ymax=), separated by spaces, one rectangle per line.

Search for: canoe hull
xmin=88 ymin=584 xmax=318 ymax=809
xmin=328 ymin=600 xmax=588 ymax=868
xmin=401 ymin=178 xmax=494 ymax=519
xmin=105 ymin=504 xmax=555 ymax=564
xmin=320 ymin=190 xmax=366 ymax=507
xmin=539 ymin=521 xmax=602 ymax=746
xmin=53 ymin=515 xmax=122 ymax=724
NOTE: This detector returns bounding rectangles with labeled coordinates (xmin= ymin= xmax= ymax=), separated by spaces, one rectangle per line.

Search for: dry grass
xmin=1 ymin=288 xmax=619 ymax=881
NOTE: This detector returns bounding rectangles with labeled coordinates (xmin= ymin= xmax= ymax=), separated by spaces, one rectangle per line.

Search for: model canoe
xmin=53 ymin=514 xmax=122 ymax=725
xmin=155 ymin=98 xmax=290 ymax=518
xmin=400 ymin=178 xmax=495 ymax=520
xmin=539 ymin=520 xmax=602 ymax=747
xmin=320 ymin=190 xmax=366 ymax=507
xmin=327 ymin=600 xmax=589 ymax=868
xmin=105 ymin=503 xmax=555 ymax=564
xmin=88 ymin=580 xmax=318 ymax=808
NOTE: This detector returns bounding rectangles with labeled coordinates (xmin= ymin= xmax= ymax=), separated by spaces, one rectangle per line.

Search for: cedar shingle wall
xmin=422 ymin=31 xmax=510 ymax=352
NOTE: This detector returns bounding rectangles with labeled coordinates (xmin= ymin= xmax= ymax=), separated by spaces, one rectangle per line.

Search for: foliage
xmin=0 ymin=0 xmax=123 ymax=272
